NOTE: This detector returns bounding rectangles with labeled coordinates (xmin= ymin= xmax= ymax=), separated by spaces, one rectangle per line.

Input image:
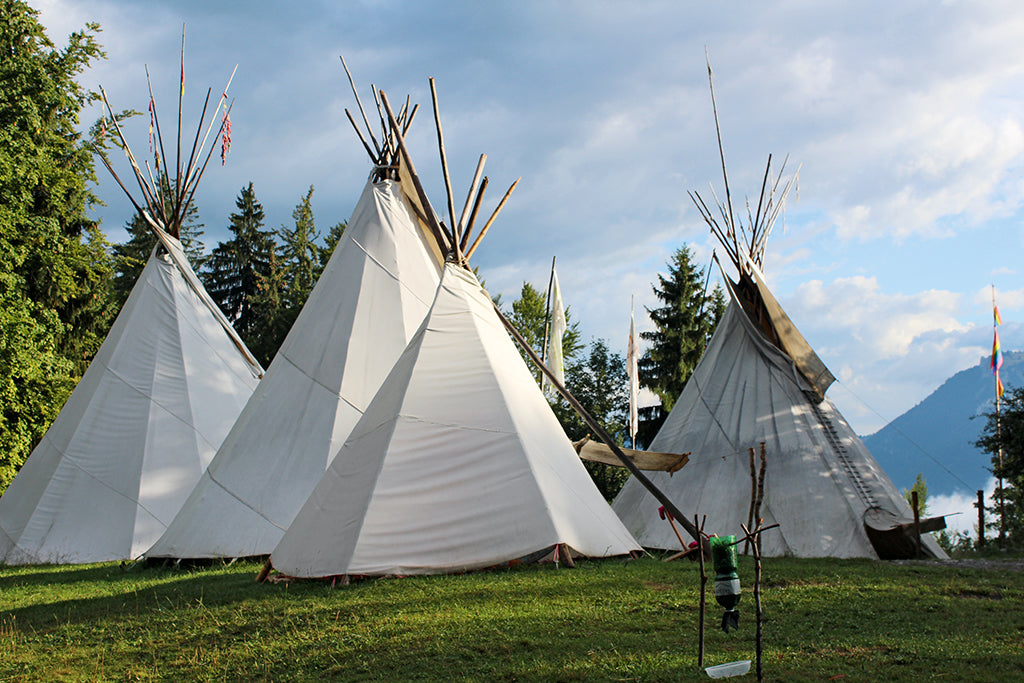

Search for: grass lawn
xmin=2 ymin=554 xmax=1023 ymax=681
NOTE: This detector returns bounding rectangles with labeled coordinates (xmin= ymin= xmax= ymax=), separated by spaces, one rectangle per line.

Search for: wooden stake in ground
xmin=695 ymin=515 xmax=708 ymax=668
xmin=976 ymin=489 xmax=985 ymax=548
xmin=740 ymin=523 xmax=768 ymax=683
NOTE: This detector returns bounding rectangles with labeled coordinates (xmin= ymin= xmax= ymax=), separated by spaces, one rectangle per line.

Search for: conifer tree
xmin=279 ymin=185 xmax=320 ymax=311
xmin=638 ymin=245 xmax=724 ymax=439
xmin=202 ymin=183 xmax=276 ymax=355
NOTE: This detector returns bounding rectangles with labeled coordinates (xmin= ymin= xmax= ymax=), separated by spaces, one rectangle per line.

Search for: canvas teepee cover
xmin=271 ymin=262 xmax=640 ymax=577
xmin=612 ymin=67 xmax=944 ymax=557
xmin=612 ymin=275 xmax=945 ymax=558
xmin=0 ymin=231 xmax=262 ymax=564
xmin=146 ymin=176 xmax=442 ymax=559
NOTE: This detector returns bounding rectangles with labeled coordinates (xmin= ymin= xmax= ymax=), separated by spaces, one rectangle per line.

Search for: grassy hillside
xmin=2 ymin=555 xmax=1022 ymax=681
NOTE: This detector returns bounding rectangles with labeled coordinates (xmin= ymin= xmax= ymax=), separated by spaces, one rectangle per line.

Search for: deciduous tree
xmin=0 ymin=3 xmax=114 ymax=489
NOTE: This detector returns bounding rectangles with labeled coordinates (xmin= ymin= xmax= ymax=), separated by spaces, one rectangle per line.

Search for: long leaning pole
xmin=493 ymin=302 xmax=708 ymax=553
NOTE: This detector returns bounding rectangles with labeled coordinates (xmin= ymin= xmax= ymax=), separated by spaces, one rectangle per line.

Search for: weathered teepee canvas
xmin=612 ymin=281 xmax=945 ymax=558
xmin=146 ymin=176 xmax=442 ymax=559
xmin=0 ymin=232 xmax=262 ymax=564
xmin=612 ymin=68 xmax=945 ymax=558
xmin=271 ymin=263 xmax=641 ymax=577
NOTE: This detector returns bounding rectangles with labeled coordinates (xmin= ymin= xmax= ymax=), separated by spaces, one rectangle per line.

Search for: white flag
xmin=627 ymin=299 xmax=639 ymax=444
xmin=546 ymin=267 xmax=566 ymax=388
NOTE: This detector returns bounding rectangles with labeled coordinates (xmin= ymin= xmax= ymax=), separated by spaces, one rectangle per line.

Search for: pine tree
xmin=202 ymin=183 xmax=276 ymax=358
xmin=247 ymin=248 xmax=290 ymax=366
xmin=279 ymin=185 xmax=320 ymax=311
xmin=637 ymin=245 xmax=723 ymax=439
xmin=0 ymin=3 xmax=115 ymax=490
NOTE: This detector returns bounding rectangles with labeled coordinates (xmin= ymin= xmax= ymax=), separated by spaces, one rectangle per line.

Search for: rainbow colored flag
xmin=994 ymin=305 xmax=1003 ymax=326
xmin=992 ymin=328 xmax=1003 ymax=374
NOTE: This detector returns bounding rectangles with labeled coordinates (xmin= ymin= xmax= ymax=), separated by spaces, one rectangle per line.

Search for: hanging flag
xmin=992 ymin=297 xmax=1005 ymax=399
xmin=992 ymin=328 xmax=1003 ymax=375
xmin=546 ymin=266 xmax=567 ymax=388
xmin=627 ymin=299 xmax=639 ymax=446
xmin=220 ymin=111 xmax=232 ymax=165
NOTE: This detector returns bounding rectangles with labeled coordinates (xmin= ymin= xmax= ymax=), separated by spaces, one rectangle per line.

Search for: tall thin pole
xmin=993 ymin=284 xmax=1006 ymax=548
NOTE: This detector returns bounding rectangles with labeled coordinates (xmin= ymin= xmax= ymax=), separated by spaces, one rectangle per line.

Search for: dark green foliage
xmin=552 ymin=339 xmax=632 ymax=500
xmin=975 ymin=385 xmax=1024 ymax=546
xmin=0 ymin=3 xmax=115 ymax=490
xmin=201 ymin=183 xmax=276 ymax=365
xmin=280 ymin=185 xmax=320 ymax=305
xmin=637 ymin=245 xmax=723 ymax=441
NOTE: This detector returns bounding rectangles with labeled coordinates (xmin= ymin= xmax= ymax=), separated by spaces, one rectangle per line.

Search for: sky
xmin=36 ymin=2 xmax=1023 ymax=461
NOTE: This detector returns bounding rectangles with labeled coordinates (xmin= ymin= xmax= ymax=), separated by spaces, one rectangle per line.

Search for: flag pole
xmin=993 ymin=285 xmax=1006 ymax=547
xmin=628 ymin=295 xmax=639 ymax=448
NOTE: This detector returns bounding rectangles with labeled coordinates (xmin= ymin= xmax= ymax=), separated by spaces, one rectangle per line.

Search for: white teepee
xmin=0 ymin=229 xmax=262 ymax=565
xmin=269 ymin=84 xmax=639 ymax=578
xmin=271 ymin=262 xmax=640 ymax=577
xmin=612 ymin=279 xmax=946 ymax=558
xmin=146 ymin=176 xmax=442 ymax=559
xmin=0 ymin=54 xmax=263 ymax=565
xmin=613 ymin=70 xmax=945 ymax=558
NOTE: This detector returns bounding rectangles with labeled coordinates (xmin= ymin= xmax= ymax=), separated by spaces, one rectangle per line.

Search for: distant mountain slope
xmin=863 ymin=350 xmax=1024 ymax=495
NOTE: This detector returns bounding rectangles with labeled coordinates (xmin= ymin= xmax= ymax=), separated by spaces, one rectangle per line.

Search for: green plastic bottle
xmin=710 ymin=535 xmax=741 ymax=632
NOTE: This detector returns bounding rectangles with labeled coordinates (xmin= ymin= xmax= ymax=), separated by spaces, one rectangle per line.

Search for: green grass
xmin=2 ymin=555 xmax=1023 ymax=681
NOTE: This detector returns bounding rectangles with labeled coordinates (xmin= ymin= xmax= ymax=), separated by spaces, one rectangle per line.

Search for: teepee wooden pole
xmin=706 ymin=48 xmax=736 ymax=238
xmin=494 ymin=302 xmax=707 ymax=552
xmin=429 ymin=78 xmax=460 ymax=259
xmin=99 ymin=87 xmax=161 ymax=217
xmin=143 ymin=67 xmax=171 ymax=222
xmin=175 ymin=26 xmax=186 ymax=223
xmin=457 ymin=154 xmax=486 ymax=237
xmin=466 ymin=177 xmax=519 ymax=260
xmin=380 ymin=90 xmax=451 ymax=253
xmin=181 ymin=87 xmax=213 ymax=197
xmin=345 ymin=109 xmax=377 ymax=162
xmin=460 ymin=175 xmax=488 ymax=252
xmin=339 ymin=55 xmax=382 ymax=159
xmin=183 ymin=65 xmax=236 ymax=191
xmin=182 ymin=99 xmax=234 ymax=215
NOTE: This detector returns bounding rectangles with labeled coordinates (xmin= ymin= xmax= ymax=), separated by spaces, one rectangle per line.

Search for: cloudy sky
xmin=37 ymin=0 xmax=1023 ymax=450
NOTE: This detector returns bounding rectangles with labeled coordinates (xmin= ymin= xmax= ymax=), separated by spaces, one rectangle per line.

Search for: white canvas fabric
xmin=612 ymin=293 xmax=946 ymax=559
xmin=0 ymin=241 xmax=261 ymax=565
xmin=271 ymin=263 xmax=640 ymax=578
xmin=146 ymin=178 xmax=442 ymax=559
